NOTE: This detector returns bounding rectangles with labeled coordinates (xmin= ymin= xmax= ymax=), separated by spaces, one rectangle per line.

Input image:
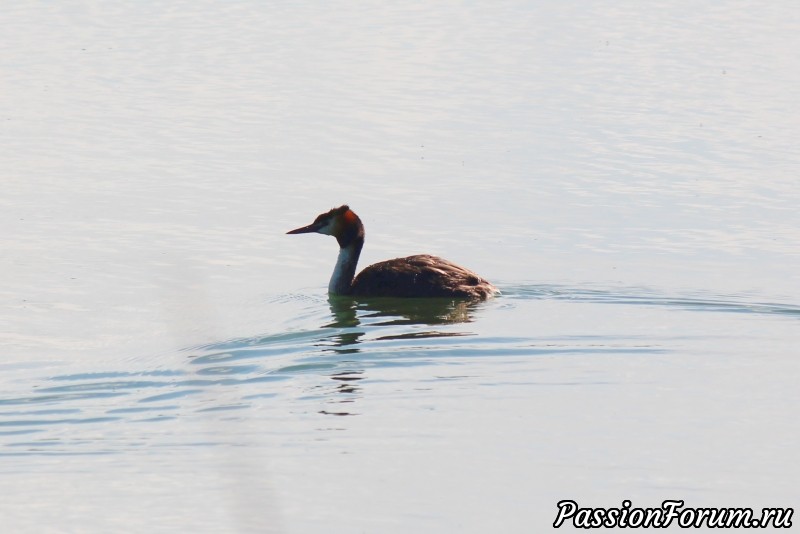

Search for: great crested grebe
xmin=287 ymin=205 xmax=498 ymax=299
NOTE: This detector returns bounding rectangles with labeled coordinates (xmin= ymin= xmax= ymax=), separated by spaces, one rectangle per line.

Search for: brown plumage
xmin=351 ymin=254 xmax=494 ymax=299
xmin=287 ymin=205 xmax=498 ymax=300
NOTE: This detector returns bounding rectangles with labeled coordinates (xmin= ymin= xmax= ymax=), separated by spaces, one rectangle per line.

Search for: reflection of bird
xmin=327 ymin=295 xmax=476 ymax=330
xmin=288 ymin=205 xmax=498 ymax=299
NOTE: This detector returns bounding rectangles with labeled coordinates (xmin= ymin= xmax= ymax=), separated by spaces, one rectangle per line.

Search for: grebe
xmin=287 ymin=205 xmax=498 ymax=299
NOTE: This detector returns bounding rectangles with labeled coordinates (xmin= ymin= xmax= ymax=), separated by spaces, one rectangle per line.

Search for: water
xmin=2 ymin=1 xmax=799 ymax=532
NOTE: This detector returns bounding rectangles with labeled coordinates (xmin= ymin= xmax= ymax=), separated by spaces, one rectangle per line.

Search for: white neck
xmin=328 ymin=244 xmax=360 ymax=295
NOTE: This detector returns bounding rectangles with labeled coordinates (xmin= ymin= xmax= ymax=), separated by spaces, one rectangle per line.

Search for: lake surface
xmin=2 ymin=1 xmax=798 ymax=532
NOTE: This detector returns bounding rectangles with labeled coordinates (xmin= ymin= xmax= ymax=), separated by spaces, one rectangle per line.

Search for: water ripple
xmin=1 ymin=284 xmax=794 ymax=455
xmin=502 ymin=284 xmax=800 ymax=318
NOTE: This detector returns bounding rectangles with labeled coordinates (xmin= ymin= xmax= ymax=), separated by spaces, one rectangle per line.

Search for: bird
xmin=287 ymin=205 xmax=498 ymax=299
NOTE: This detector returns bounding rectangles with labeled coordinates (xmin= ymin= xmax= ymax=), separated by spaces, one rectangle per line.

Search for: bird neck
xmin=329 ymin=235 xmax=363 ymax=295
xmin=328 ymin=217 xmax=365 ymax=295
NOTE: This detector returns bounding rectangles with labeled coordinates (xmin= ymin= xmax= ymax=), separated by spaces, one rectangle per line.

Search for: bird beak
xmin=286 ymin=222 xmax=320 ymax=234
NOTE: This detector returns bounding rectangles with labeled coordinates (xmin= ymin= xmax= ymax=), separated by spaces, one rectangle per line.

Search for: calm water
xmin=2 ymin=1 xmax=799 ymax=532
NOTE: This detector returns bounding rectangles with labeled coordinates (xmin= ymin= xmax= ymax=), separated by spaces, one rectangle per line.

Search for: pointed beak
xmin=287 ymin=222 xmax=320 ymax=235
